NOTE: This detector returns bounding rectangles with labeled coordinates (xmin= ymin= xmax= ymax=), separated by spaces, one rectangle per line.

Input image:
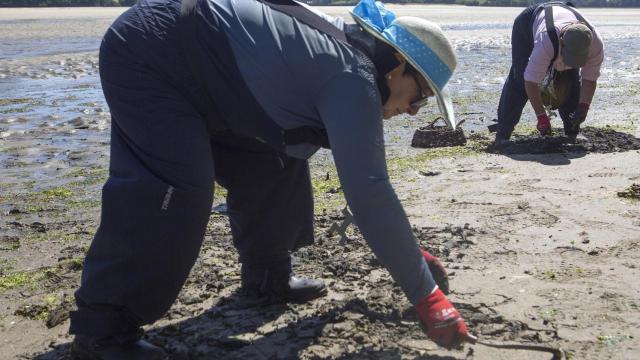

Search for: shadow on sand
xmin=487 ymin=127 xmax=640 ymax=165
xmin=33 ymin=290 xmax=460 ymax=360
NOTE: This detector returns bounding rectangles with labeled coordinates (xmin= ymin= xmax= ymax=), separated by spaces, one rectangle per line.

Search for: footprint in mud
xmin=456 ymin=302 xmax=530 ymax=340
xmin=0 ymin=235 xmax=20 ymax=250
xmin=440 ymin=202 xmax=496 ymax=225
xmin=511 ymin=178 xmax=542 ymax=186
xmin=528 ymin=209 xmax=560 ymax=227
xmin=414 ymin=224 xmax=482 ymax=264
xmin=490 ymin=202 xmax=559 ymax=229
xmin=448 ymin=201 xmax=495 ymax=209
xmin=507 ymin=179 xmax=569 ymax=195
xmin=535 ymin=265 xmax=602 ymax=282
xmin=603 ymin=239 xmax=640 ymax=258
xmin=587 ymin=172 xmax=619 ymax=178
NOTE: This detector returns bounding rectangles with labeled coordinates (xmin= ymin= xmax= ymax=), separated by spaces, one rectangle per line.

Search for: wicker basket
xmin=540 ymin=69 xmax=572 ymax=110
xmin=411 ymin=117 xmax=467 ymax=148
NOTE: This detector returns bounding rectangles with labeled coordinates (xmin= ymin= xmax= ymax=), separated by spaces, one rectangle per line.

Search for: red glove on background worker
xmin=536 ymin=113 xmax=552 ymax=136
xmin=537 ymin=102 xmax=589 ymax=137
xmin=417 ymin=248 xmax=467 ymax=347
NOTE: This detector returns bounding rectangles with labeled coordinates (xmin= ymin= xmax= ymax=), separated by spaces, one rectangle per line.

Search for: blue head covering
xmin=351 ymin=0 xmax=457 ymax=128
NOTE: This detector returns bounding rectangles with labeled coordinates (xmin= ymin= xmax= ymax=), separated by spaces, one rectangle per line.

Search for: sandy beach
xmin=1 ymin=5 xmax=639 ymax=360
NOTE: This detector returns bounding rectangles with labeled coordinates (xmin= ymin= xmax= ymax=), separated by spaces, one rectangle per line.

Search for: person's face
xmin=382 ymin=53 xmax=434 ymax=119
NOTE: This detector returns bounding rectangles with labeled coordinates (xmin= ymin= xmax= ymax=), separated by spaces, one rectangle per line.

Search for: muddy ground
xmin=2 ymin=5 xmax=640 ymax=360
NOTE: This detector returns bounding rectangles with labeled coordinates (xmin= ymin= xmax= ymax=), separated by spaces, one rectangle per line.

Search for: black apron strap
xmin=260 ymin=0 xmax=347 ymax=43
xmin=283 ymin=126 xmax=330 ymax=148
xmin=557 ymin=2 xmax=591 ymax=28
xmin=260 ymin=0 xmax=345 ymax=148
xmin=544 ymin=5 xmax=560 ymax=63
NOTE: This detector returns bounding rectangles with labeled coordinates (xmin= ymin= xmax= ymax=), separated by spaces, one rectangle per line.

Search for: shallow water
xmin=1 ymin=5 xmax=639 ymax=183
xmin=1 ymin=35 xmax=100 ymax=60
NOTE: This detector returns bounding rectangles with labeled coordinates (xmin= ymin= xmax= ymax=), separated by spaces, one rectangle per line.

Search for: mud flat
xmin=1 ymin=5 xmax=640 ymax=360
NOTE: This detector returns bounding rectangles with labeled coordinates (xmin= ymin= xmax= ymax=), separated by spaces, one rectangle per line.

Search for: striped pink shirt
xmin=524 ymin=6 xmax=604 ymax=83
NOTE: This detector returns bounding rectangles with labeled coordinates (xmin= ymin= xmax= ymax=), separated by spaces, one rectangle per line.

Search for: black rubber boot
xmin=241 ymin=257 xmax=327 ymax=303
xmin=494 ymin=134 xmax=511 ymax=149
xmin=70 ymin=332 xmax=167 ymax=360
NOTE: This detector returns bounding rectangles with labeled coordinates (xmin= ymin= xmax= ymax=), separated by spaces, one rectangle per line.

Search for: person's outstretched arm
xmin=315 ymin=73 xmax=468 ymax=348
xmin=316 ymin=72 xmax=434 ymax=303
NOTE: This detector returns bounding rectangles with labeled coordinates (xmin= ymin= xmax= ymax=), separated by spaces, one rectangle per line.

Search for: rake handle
xmin=463 ymin=333 xmax=566 ymax=360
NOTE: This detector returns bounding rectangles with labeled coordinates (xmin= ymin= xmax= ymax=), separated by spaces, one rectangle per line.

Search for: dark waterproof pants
xmin=70 ymin=5 xmax=314 ymax=338
xmin=496 ymin=4 xmax=581 ymax=140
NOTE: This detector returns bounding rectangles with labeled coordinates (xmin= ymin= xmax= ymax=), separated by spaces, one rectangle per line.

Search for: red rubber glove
xmin=416 ymin=288 xmax=468 ymax=348
xmin=420 ymin=248 xmax=450 ymax=295
xmin=536 ymin=113 xmax=552 ymax=136
xmin=576 ymin=102 xmax=590 ymax=123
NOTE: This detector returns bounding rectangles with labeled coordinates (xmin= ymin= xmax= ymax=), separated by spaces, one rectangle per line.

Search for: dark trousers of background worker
xmin=496 ymin=4 xmax=581 ymax=140
xmin=69 ymin=18 xmax=314 ymax=339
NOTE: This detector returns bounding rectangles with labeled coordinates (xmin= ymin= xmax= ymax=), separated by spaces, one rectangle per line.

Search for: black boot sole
xmin=242 ymin=284 xmax=328 ymax=303
xmin=287 ymin=285 xmax=328 ymax=303
xmin=70 ymin=345 xmax=102 ymax=360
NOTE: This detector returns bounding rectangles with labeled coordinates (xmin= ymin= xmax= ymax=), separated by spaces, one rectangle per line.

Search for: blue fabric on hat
xmin=351 ymin=0 xmax=396 ymax=32
xmin=383 ymin=24 xmax=452 ymax=91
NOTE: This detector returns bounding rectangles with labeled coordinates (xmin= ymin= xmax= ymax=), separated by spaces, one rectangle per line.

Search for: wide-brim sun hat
xmin=350 ymin=0 xmax=457 ymax=129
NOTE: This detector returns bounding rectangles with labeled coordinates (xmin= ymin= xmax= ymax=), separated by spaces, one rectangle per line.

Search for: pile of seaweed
xmin=488 ymin=127 xmax=640 ymax=155
xmin=617 ymin=183 xmax=640 ymax=200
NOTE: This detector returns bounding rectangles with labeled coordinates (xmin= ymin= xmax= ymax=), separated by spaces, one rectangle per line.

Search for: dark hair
xmin=371 ymin=38 xmax=400 ymax=76
xmin=372 ymin=39 xmax=419 ymax=75
xmin=345 ymin=24 xmax=405 ymax=77
xmin=345 ymin=25 xmax=414 ymax=104
xmin=403 ymin=62 xmax=419 ymax=77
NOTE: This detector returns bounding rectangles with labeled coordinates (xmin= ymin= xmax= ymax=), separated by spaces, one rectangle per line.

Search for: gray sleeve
xmin=315 ymin=73 xmax=436 ymax=304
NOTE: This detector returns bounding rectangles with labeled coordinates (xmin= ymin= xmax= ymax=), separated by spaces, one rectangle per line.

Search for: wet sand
xmin=1 ymin=5 xmax=640 ymax=360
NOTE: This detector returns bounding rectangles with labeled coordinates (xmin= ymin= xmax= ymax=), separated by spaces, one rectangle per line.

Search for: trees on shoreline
xmin=1 ymin=0 xmax=639 ymax=8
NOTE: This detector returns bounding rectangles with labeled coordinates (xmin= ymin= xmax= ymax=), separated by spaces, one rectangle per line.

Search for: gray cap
xmin=561 ymin=23 xmax=593 ymax=68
